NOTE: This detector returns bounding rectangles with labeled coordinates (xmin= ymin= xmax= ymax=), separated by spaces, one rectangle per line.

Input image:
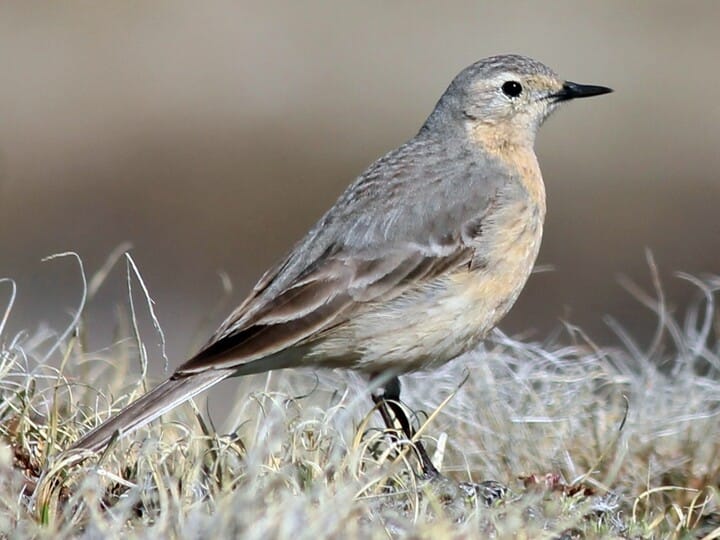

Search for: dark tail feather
xmin=68 ymin=370 xmax=230 ymax=454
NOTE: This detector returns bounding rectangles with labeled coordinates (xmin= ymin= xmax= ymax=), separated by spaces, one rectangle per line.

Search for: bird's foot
xmin=458 ymin=479 xmax=508 ymax=507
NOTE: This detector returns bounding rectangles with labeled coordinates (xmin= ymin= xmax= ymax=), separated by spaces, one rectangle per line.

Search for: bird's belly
xmin=307 ymin=201 xmax=544 ymax=373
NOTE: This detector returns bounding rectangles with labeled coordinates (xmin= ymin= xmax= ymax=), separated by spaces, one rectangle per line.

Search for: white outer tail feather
xmin=68 ymin=370 xmax=231 ymax=454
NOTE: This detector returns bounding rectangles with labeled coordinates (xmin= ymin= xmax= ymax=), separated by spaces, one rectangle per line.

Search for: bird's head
xmin=424 ymin=54 xmax=612 ymax=149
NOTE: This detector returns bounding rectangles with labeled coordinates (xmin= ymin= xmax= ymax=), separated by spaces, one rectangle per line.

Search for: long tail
xmin=68 ymin=370 xmax=231 ymax=454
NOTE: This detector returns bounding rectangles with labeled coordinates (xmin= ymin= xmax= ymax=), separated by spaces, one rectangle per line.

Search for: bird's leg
xmin=370 ymin=375 xmax=440 ymax=477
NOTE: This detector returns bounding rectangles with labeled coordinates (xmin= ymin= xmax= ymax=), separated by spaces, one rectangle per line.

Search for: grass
xmin=0 ymin=252 xmax=719 ymax=538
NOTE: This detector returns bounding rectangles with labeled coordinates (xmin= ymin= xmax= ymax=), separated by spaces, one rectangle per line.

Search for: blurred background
xmin=1 ymin=1 xmax=719 ymax=368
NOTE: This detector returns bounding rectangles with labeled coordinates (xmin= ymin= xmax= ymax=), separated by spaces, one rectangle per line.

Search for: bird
xmin=67 ymin=55 xmax=612 ymax=475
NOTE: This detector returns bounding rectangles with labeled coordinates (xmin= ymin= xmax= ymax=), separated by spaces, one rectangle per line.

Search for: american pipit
xmin=68 ymin=55 xmax=612 ymax=476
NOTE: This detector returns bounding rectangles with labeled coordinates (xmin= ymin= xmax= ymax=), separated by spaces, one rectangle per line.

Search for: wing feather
xmin=177 ymin=133 xmax=507 ymax=375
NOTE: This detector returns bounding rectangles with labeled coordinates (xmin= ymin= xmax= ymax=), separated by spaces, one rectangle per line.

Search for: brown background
xmin=1 ymin=2 xmax=719 ymax=368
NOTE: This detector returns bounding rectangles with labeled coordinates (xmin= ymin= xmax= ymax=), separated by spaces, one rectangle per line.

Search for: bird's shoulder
xmin=329 ymin=133 xmax=513 ymax=250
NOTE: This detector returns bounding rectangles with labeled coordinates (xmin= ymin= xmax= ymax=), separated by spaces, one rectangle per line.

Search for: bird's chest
xmin=466 ymin=154 xmax=545 ymax=315
xmin=376 ymin=169 xmax=546 ymax=371
xmin=371 ymin=195 xmax=544 ymax=372
xmin=460 ymin=192 xmax=545 ymax=326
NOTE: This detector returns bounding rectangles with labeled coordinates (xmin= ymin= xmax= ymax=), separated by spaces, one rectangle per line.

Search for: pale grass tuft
xmin=0 ymin=253 xmax=719 ymax=538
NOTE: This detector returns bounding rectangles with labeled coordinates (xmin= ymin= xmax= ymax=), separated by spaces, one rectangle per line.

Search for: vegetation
xmin=1 ymin=254 xmax=718 ymax=538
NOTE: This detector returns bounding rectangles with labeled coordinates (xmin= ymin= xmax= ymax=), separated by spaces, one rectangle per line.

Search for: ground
xmin=0 ymin=258 xmax=718 ymax=539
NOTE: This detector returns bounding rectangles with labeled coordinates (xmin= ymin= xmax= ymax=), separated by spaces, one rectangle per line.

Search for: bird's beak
xmin=553 ymin=81 xmax=613 ymax=101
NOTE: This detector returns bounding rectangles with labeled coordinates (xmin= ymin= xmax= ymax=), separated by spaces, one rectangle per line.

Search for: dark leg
xmin=370 ymin=375 xmax=440 ymax=477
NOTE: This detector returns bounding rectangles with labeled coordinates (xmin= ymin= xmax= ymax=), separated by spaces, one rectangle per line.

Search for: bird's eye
xmin=501 ymin=81 xmax=523 ymax=98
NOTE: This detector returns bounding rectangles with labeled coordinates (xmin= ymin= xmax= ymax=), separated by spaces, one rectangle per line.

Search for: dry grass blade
xmin=0 ymin=254 xmax=718 ymax=537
